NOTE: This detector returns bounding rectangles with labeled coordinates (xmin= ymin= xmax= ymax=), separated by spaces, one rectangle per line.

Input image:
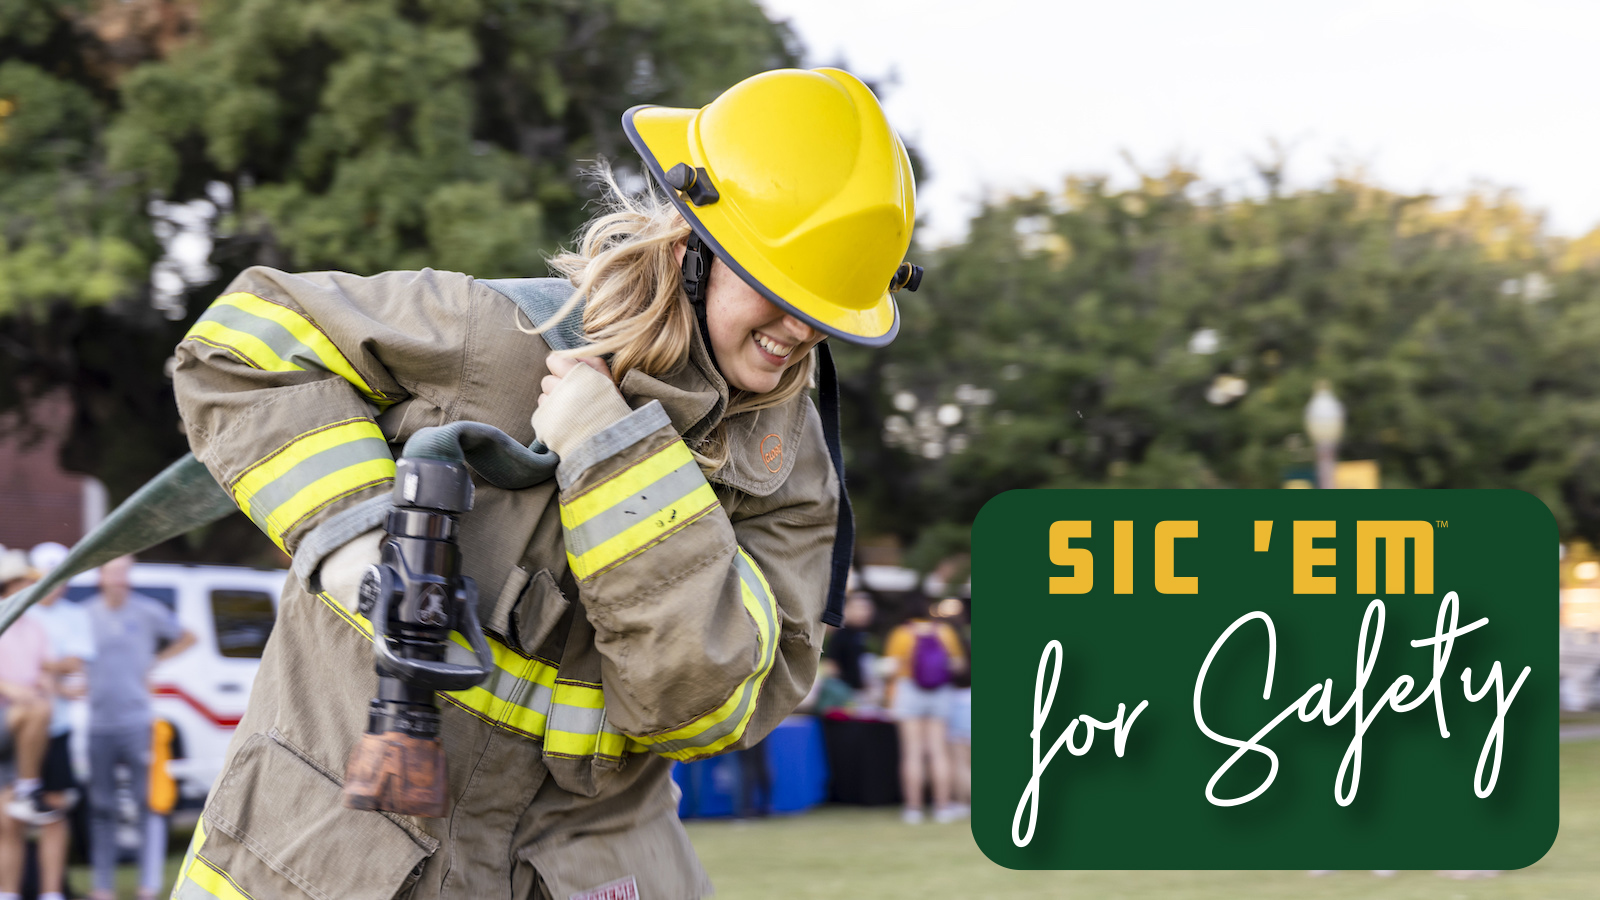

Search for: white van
xmin=62 ymin=562 xmax=286 ymax=809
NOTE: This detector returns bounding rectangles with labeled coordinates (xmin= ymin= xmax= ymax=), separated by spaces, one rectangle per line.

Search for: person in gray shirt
xmin=84 ymin=556 xmax=194 ymax=900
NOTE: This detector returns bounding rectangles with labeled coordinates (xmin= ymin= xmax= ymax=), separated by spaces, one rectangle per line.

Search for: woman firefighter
xmin=168 ymin=68 xmax=918 ymax=899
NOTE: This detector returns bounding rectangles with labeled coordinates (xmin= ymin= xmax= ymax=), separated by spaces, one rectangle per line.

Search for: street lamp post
xmin=1304 ymin=380 xmax=1345 ymax=490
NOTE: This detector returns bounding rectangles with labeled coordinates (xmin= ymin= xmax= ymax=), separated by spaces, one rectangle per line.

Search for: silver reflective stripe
xmin=199 ymin=300 xmax=335 ymax=375
xmin=418 ymin=614 xmax=636 ymax=751
xmin=445 ymin=640 xmax=557 ymax=718
xmin=548 ymin=698 xmax=607 ymax=736
xmin=242 ymin=437 xmax=391 ymax=527
xmin=491 ymin=668 xmax=555 ymax=718
xmin=560 ymin=458 xmax=705 ymax=559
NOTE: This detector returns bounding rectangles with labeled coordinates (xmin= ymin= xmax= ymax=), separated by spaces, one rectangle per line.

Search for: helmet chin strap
xmin=681 ymin=231 xmax=721 ymax=378
xmin=679 ymin=231 xmax=852 ymax=627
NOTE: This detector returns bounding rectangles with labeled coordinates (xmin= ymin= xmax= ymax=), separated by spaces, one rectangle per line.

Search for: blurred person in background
xmin=24 ymin=542 xmax=92 ymax=900
xmin=827 ymin=590 xmax=876 ymax=695
xmin=0 ymin=550 xmax=68 ymax=900
xmin=945 ymin=620 xmax=972 ymax=820
xmin=884 ymin=594 xmax=965 ymax=824
xmin=83 ymin=556 xmax=194 ymax=900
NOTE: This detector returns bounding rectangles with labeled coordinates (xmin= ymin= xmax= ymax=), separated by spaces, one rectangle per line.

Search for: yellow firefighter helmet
xmin=623 ymin=67 xmax=919 ymax=346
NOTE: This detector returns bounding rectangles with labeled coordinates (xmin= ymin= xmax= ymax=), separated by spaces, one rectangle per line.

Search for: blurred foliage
xmin=104 ymin=0 xmax=796 ymax=275
xmin=0 ymin=4 xmax=155 ymax=318
xmin=6 ymin=1 xmax=1600 ymax=574
xmin=834 ymin=171 xmax=1600 ymax=566
xmin=0 ymin=0 xmax=796 ymax=563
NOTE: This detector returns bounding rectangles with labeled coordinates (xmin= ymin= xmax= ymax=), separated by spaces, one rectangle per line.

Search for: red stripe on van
xmin=151 ymin=684 xmax=243 ymax=728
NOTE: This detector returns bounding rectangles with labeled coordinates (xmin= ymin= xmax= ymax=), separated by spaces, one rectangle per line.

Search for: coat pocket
xmin=514 ymin=567 xmax=572 ymax=657
xmin=180 ymin=730 xmax=438 ymax=900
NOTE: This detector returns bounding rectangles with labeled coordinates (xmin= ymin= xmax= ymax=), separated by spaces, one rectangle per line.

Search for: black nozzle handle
xmin=365 ymin=565 xmax=495 ymax=692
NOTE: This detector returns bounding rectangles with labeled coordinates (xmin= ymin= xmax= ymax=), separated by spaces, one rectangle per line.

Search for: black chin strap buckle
xmin=682 ymin=231 xmax=716 ymax=307
xmin=682 ymin=231 xmax=721 ymax=377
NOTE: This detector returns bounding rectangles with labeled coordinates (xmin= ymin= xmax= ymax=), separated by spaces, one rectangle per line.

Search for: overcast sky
xmin=758 ymin=0 xmax=1599 ymax=244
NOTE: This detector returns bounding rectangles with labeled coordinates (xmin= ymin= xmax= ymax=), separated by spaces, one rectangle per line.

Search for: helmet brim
xmin=623 ymin=104 xmax=901 ymax=347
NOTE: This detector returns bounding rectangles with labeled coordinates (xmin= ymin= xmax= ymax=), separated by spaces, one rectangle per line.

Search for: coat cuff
xmin=291 ymin=494 xmax=393 ymax=589
xmin=555 ymin=401 xmax=673 ymax=490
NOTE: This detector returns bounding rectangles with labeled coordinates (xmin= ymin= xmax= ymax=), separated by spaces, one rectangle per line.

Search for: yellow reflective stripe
xmin=318 ymin=590 xmax=373 ymax=637
xmin=172 ymin=820 xmax=255 ymax=900
xmin=552 ymin=682 xmax=604 ymax=708
xmin=442 ymin=631 xmax=558 ymax=737
xmin=211 ymin=292 xmax=388 ymax=403
xmin=320 ymin=563 xmax=760 ymax=763
xmin=544 ymin=677 xmax=645 ymax=756
xmin=318 ymin=594 xmax=644 ymax=756
xmin=561 ymin=440 xmax=695 ymax=526
xmin=230 ymin=420 xmax=393 ymax=549
xmin=315 ymin=592 xmax=649 ymax=761
xmin=171 ymin=818 xmax=207 ymax=899
xmin=259 ymin=458 xmax=394 ymax=545
xmin=564 ymin=481 xmax=718 ymax=580
xmin=544 ymin=723 xmax=635 ymax=758
xmin=453 ymin=682 xmax=546 ymax=737
xmin=323 ymin=593 xmax=555 ymax=738
xmin=233 ymin=420 xmax=383 ymax=513
xmin=185 ymin=857 xmax=256 ymax=900
xmin=186 ymin=320 xmax=287 ymax=373
xmin=636 ymin=548 xmax=778 ymax=760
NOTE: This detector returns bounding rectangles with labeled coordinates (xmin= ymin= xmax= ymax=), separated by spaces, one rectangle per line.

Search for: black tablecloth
xmin=820 ymin=717 xmax=901 ymax=806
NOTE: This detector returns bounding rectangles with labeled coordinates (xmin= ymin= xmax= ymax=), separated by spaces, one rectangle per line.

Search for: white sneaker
xmin=933 ymin=805 xmax=964 ymax=824
xmin=4 ymin=788 xmax=68 ymax=826
xmin=901 ymin=808 xmax=925 ymax=825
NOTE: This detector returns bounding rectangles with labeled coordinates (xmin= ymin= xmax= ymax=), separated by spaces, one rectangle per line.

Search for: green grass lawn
xmin=683 ymin=740 xmax=1600 ymax=900
xmin=86 ymin=740 xmax=1600 ymax=899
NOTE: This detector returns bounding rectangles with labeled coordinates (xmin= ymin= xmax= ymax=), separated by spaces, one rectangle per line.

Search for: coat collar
xmin=617 ymin=321 xmax=726 ymax=445
xmin=616 ymin=326 xmax=809 ymax=498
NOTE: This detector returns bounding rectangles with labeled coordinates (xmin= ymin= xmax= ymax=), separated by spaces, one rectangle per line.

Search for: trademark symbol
xmin=1436 ymin=520 xmax=1449 ymax=528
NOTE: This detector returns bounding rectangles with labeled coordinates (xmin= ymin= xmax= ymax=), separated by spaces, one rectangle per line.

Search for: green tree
xmin=1 ymin=0 xmax=797 ymax=563
xmin=838 ymin=169 xmax=1600 ymax=565
xmin=105 ymin=0 xmax=796 ymax=278
xmin=0 ymin=0 xmax=187 ymax=517
xmin=0 ymin=1 xmax=155 ymax=319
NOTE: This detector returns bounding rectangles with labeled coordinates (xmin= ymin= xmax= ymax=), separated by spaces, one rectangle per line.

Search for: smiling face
xmin=703 ymin=256 xmax=825 ymax=394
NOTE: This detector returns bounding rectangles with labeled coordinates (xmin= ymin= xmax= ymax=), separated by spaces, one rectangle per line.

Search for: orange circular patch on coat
xmin=760 ymin=433 xmax=783 ymax=473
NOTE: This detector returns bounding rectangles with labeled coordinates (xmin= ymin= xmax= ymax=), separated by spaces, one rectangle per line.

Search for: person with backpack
xmin=165 ymin=67 xmax=920 ymax=899
xmin=884 ymin=595 xmax=966 ymax=824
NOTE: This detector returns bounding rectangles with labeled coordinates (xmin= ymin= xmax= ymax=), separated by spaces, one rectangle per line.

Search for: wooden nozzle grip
xmin=343 ymin=730 xmax=448 ymax=818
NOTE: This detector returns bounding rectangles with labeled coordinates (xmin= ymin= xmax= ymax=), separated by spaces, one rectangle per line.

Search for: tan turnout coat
xmin=170 ymin=266 xmax=839 ymax=900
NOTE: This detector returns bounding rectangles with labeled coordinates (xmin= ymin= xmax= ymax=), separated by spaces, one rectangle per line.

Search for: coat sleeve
xmin=544 ymin=385 xmax=838 ymax=761
xmin=173 ymin=266 xmax=479 ymax=569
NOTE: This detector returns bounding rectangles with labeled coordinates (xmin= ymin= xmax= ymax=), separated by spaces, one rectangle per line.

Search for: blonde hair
xmin=543 ymin=169 xmax=816 ymax=473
